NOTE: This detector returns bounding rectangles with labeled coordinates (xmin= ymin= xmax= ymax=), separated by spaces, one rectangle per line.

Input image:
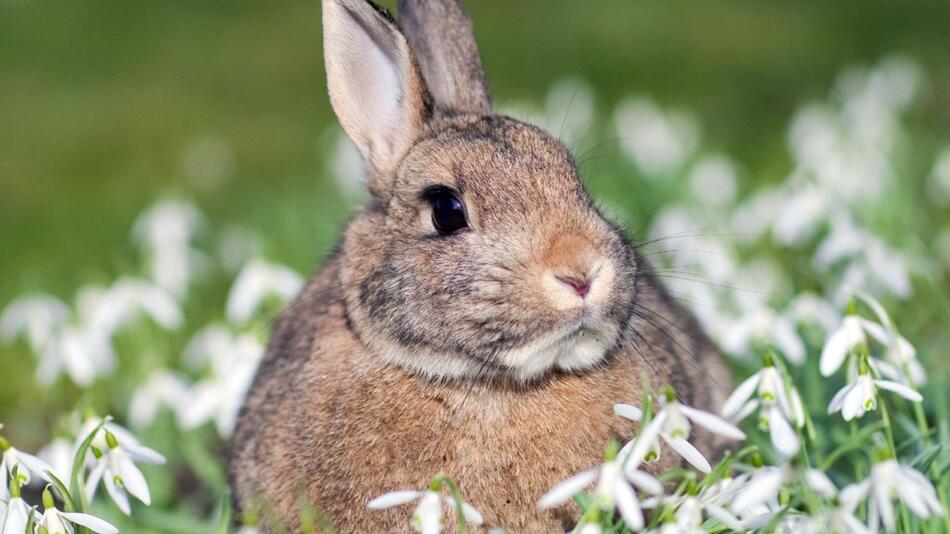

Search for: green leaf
xmin=820 ymin=420 xmax=885 ymax=470
xmin=70 ymin=416 xmax=111 ymax=512
xmin=46 ymin=470 xmax=77 ymax=512
xmin=909 ymin=445 xmax=943 ymax=473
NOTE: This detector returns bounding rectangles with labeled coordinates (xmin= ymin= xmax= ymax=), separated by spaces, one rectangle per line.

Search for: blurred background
xmin=2 ymin=0 xmax=949 ymax=530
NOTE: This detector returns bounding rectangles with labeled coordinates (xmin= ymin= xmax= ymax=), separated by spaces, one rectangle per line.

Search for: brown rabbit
xmin=229 ymin=0 xmax=734 ymax=531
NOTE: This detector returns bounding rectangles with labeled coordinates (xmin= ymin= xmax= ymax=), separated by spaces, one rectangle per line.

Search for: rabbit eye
xmin=425 ymin=188 xmax=468 ymax=235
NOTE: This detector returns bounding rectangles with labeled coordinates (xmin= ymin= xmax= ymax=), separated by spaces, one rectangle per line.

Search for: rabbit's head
xmin=325 ymin=0 xmax=638 ymax=381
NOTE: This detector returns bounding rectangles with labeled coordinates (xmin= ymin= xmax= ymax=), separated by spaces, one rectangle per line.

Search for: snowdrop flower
xmin=730 ymin=462 xmax=790 ymax=515
xmin=1 ymin=434 xmax=54 ymax=496
xmin=719 ymin=307 xmax=806 ymax=364
xmin=85 ymin=430 xmax=164 ymax=515
xmin=801 ymin=469 xmax=870 ymax=534
xmin=179 ymin=327 xmax=264 ymax=436
xmin=721 ymin=355 xmax=804 ymax=457
xmin=37 ymin=487 xmax=118 ymax=534
xmin=37 ymin=438 xmax=74 ymax=484
xmin=0 ymin=294 xmax=70 ymax=353
xmin=538 ymin=446 xmax=663 ymax=531
xmin=641 ymin=483 xmax=743 ymax=532
xmin=77 ymin=418 xmax=166 ymax=470
xmin=827 ymin=365 xmax=922 ymax=421
xmin=1 ymin=482 xmax=33 ymax=534
xmin=544 ymin=77 xmax=595 ymax=144
xmin=87 ymin=278 xmax=182 ymax=335
xmin=618 ymin=387 xmax=746 ymax=473
xmin=129 ymin=370 xmax=190 ymax=428
xmin=687 ymin=154 xmax=737 ymax=209
xmin=820 ymin=303 xmax=880 ymax=377
xmin=855 ymin=291 xmax=926 ymax=385
xmin=614 ymin=96 xmax=699 ymax=177
xmin=846 ymin=455 xmax=944 ymax=531
xmin=132 ymin=200 xmax=204 ymax=299
xmin=368 ymin=477 xmax=483 ymax=534
xmin=226 ymin=258 xmax=303 ymax=324
xmin=36 ymin=325 xmax=115 ymax=387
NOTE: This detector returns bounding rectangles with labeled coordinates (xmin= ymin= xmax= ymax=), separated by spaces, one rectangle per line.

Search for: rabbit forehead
xmin=398 ymin=115 xmax=589 ymax=217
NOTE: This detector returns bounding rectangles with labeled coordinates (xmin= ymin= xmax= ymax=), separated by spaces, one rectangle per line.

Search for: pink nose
xmin=556 ymin=276 xmax=591 ymax=298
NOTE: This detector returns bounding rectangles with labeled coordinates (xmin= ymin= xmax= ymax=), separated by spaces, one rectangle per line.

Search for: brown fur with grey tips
xmin=229 ymin=0 xmax=733 ymax=531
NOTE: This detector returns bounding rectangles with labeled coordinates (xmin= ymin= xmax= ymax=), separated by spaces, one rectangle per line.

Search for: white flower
xmin=617 ymin=390 xmax=746 ymax=473
xmin=0 ymin=294 xmax=70 ymax=353
xmin=368 ymin=484 xmax=483 ymax=534
xmin=614 ymin=97 xmax=699 ymax=177
xmin=827 ymin=372 xmax=921 ymax=421
xmin=721 ymin=363 xmax=804 ymax=457
xmin=226 ymin=258 xmax=303 ymax=324
xmin=132 ymin=200 xmax=205 ymax=299
xmin=37 ymin=488 xmax=118 ymax=534
xmin=37 ymin=438 xmax=75 ymax=484
xmin=719 ymin=308 xmax=806 ymax=364
xmin=730 ymin=465 xmax=790 ymax=515
xmin=855 ymin=292 xmax=926 ymax=385
xmin=129 ymin=370 xmax=190 ymax=428
xmin=641 ymin=486 xmax=744 ymax=532
xmin=37 ymin=325 xmax=115 ymax=387
xmin=179 ymin=327 xmax=264 ymax=437
xmin=846 ymin=458 xmax=944 ymax=531
xmin=819 ymin=314 xmax=866 ymax=376
xmin=801 ymin=469 xmax=870 ymax=534
xmin=0 ymin=495 xmax=33 ymax=534
xmin=538 ymin=453 xmax=663 ymax=531
xmin=84 ymin=428 xmax=164 ymax=515
xmin=1 ymin=435 xmax=54 ymax=496
xmin=87 ymin=278 xmax=183 ymax=335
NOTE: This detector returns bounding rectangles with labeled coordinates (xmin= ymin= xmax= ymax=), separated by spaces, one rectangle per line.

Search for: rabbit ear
xmin=397 ymin=0 xmax=492 ymax=114
xmin=323 ymin=0 xmax=431 ymax=183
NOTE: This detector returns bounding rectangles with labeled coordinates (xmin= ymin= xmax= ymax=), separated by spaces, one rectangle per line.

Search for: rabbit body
xmin=230 ymin=1 xmax=733 ymax=531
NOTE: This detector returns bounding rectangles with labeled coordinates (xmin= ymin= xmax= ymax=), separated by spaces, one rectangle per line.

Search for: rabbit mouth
xmin=489 ymin=316 xmax=622 ymax=380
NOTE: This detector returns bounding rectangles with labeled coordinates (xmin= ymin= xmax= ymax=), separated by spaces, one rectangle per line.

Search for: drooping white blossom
xmin=368 ymin=480 xmax=483 ymax=534
xmin=721 ymin=360 xmax=804 ymax=457
xmin=617 ymin=389 xmax=746 ymax=473
xmin=226 ymin=258 xmax=303 ymax=325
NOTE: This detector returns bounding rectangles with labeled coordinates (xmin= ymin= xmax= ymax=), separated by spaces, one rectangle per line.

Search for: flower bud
xmin=105 ymin=430 xmax=119 ymax=450
xmin=0 ymin=435 xmax=9 ymax=451
xmin=43 ymin=487 xmax=56 ymax=510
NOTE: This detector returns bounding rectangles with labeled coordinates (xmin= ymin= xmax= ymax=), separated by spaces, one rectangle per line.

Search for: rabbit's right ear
xmin=322 ymin=0 xmax=431 ymax=185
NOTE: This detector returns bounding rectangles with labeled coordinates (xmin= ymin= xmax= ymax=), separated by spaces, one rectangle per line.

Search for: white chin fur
xmin=372 ymin=322 xmax=618 ymax=382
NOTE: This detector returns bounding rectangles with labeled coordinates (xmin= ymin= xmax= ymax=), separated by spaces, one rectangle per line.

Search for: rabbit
xmin=229 ymin=0 xmax=734 ymax=531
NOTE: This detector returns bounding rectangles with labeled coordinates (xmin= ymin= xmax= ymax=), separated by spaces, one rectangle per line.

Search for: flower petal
xmin=614 ymin=479 xmax=644 ymax=530
xmin=768 ymin=407 xmax=800 ymax=457
xmin=839 ymin=480 xmax=871 ymax=513
xmin=627 ymin=411 xmax=668 ymax=467
xmin=367 ymin=490 xmax=420 ymax=509
xmin=731 ymin=469 xmax=784 ymax=513
xmin=827 ymin=382 xmax=853 ymax=414
xmin=613 ymin=403 xmax=643 ymax=422
xmin=721 ymin=373 xmax=761 ymax=419
xmin=60 ymin=512 xmax=119 ymax=534
xmin=706 ymin=503 xmax=743 ymax=531
xmin=873 ymin=380 xmax=923 ymax=402
xmin=625 ymin=469 xmax=663 ymax=495
xmin=104 ymin=473 xmax=131 ymax=515
xmin=664 ymin=436 xmax=711 ymax=473
xmin=874 ymin=479 xmax=896 ymax=532
xmin=117 ymin=454 xmax=151 ymax=505
xmin=679 ymin=405 xmax=746 ymax=440
xmin=803 ymin=469 xmax=837 ymax=500
xmin=538 ymin=469 xmax=597 ymax=508
xmin=820 ymin=323 xmax=853 ymax=376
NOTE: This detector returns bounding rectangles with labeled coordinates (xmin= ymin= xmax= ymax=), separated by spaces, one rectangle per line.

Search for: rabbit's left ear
xmin=322 ymin=0 xmax=431 ymax=181
xmin=398 ymin=0 xmax=492 ymax=114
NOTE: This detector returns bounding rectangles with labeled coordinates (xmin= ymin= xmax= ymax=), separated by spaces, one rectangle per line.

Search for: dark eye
xmin=428 ymin=190 xmax=468 ymax=235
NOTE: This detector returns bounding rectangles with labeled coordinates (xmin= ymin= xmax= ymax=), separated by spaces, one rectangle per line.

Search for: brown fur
xmin=230 ymin=1 xmax=733 ymax=531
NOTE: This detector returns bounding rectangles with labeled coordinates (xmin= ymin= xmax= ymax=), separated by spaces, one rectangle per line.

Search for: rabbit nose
xmin=556 ymin=275 xmax=591 ymax=298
